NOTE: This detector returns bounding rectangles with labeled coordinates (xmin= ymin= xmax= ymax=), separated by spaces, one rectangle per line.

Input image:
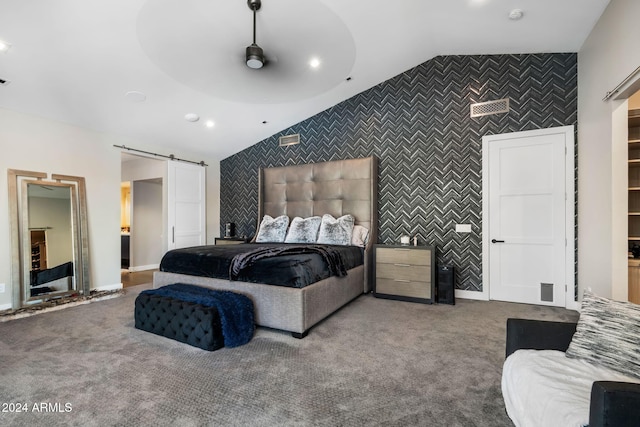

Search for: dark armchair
xmin=505 ymin=318 xmax=640 ymax=427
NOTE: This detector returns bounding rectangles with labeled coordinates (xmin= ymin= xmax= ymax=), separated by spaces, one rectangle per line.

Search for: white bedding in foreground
xmin=502 ymin=349 xmax=640 ymax=427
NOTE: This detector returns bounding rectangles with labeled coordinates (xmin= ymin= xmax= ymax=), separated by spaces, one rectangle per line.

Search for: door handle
xmin=491 ymin=239 xmax=505 ymax=243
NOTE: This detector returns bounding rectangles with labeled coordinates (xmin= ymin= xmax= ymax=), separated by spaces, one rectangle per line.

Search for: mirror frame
xmin=8 ymin=169 xmax=91 ymax=308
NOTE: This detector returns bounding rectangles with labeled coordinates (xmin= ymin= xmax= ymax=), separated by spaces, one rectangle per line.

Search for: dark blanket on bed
xmin=159 ymin=243 xmax=363 ymax=288
xmin=140 ymin=283 xmax=254 ymax=348
xmin=229 ymin=245 xmax=347 ymax=280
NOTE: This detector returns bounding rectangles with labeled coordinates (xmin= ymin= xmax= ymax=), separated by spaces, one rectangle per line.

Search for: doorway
xmin=482 ymin=126 xmax=575 ymax=307
xmin=120 ymin=153 xmax=165 ymax=282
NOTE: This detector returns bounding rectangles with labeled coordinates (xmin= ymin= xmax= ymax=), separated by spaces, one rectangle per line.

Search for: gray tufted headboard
xmin=257 ymin=156 xmax=378 ymax=290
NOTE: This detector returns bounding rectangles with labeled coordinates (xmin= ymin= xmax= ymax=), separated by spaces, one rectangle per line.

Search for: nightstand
xmin=374 ymin=244 xmax=436 ymax=304
xmin=214 ymin=237 xmax=249 ymax=245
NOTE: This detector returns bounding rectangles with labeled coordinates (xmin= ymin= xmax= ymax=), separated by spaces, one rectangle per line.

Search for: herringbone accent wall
xmin=220 ymin=53 xmax=577 ymax=293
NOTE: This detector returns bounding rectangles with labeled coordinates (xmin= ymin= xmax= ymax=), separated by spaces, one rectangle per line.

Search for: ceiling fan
xmin=245 ymin=0 xmax=265 ymax=69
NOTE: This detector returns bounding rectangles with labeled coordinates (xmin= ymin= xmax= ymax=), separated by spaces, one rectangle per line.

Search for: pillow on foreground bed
xmin=284 ymin=216 xmax=322 ymax=243
xmin=565 ymin=290 xmax=640 ymax=380
xmin=255 ymin=215 xmax=289 ymax=243
xmin=351 ymin=225 xmax=369 ymax=247
xmin=316 ymin=214 xmax=355 ymax=245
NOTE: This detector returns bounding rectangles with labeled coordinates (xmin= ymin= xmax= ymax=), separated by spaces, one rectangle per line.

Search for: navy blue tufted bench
xmin=134 ymin=283 xmax=255 ymax=351
xmin=134 ymin=292 xmax=225 ymax=351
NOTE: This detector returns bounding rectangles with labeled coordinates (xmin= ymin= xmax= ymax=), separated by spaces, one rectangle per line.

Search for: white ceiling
xmin=0 ymin=0 xmax=610 ymax=161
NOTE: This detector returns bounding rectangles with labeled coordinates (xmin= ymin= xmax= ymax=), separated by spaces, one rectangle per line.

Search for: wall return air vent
xmin=470 ymin=98 xmax=510 ymax=118
xmin=279 ymin=134 xmax=300 ymax=147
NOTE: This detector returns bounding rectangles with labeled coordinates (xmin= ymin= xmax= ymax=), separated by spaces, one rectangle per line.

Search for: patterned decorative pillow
xmin=316 ymin=214 xmax=355 ymax=246
xmin=255 ymin=215 xmax=289 ymax=243
xmin=351 ymin=225 xmax=369 ymax=247
xmin=565 ymin=291 xmax=640 ymax=379
xmin=284 ymin=216 xmax=322 ymax=243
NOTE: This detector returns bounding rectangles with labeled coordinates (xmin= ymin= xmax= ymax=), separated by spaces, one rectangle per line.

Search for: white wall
xmin=122 ymin=156 xmax=166 ymax=182
xmin=132 ymin=180 xmax=163 ymax=269
xmin=578 ymin=0 xmax=640 ymax=299
xmin=1 ymin=108 xmax=222 ymax=308
xmin=29 ymin=197 xmax=73 ymax=267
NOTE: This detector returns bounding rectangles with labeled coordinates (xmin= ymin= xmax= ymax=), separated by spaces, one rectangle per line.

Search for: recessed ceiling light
xmin=509 ymin=9 xmax=524 ymax=20
xmin=0 ymin=40 xmax=12 ymax=53
xmin=125 ymin=91 xmax=146 ymax=102
xmin=205 ymin=120 xmax=215 ymax=128
xmin=184 ymin=113 xmax=200 ymax=122
xmin=309 ymin=57 xmax=320 ymax=69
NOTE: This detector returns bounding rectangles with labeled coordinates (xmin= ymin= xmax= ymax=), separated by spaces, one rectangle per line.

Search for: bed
xmin=153 ymin=156 xmax=378 ymax=337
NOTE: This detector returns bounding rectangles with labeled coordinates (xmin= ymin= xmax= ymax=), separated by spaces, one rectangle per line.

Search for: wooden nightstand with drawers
xmin=374 ymin=244 xmax=436 ymax=304
xmin=214 ymin=237 xmax=249 ymax=245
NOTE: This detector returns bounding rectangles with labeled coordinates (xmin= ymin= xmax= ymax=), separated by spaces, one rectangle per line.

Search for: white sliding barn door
xmin=483 ymin=126 xmax=574 ymax=307
xmin=167 ymin=161 xmax=206 ymax=250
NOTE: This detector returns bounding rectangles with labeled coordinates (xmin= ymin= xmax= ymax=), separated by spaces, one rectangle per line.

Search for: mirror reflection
xmin=9 ymin=169 xmax=90 ymax=309
xmin=25 ymin=183 xmax=75 ymax=299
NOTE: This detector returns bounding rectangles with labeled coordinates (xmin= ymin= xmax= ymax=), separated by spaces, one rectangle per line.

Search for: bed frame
xmin=153 ymin=156 xmax=378 ymax=337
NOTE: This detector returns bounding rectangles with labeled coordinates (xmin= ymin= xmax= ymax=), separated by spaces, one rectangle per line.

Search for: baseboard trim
xmin=93 ymin=283 xmax=123 ymax=292
xmin=565 ymin=300 xmax=581 ymax=311
xmin=456 ymin=289 xmax=489 ymax=301
xmin=0 ymin=303 xmax=12 ymax=311
xmin=129 ymin=264 xmax=159 ymax=272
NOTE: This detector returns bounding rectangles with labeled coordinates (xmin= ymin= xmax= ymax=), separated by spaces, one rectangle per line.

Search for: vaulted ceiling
xmin=0 ymin=0 xmax=610 ymax=160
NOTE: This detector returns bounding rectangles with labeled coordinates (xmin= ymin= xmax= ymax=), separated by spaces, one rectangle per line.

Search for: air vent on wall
xmin=0 ymin=78 xmax=10 ymax=86
xmin=470 ymin=98 xmax=510 ymax=118
xmin=279 ymin=134 xmax=300 ymax=147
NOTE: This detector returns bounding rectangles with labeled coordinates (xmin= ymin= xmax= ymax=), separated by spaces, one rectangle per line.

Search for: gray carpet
xmin=0 ymin=284 xmax=578 ymax=426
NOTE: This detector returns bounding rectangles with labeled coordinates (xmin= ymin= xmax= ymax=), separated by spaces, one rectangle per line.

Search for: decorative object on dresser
xmin=224 ymin=222 xmax=235 ymax=238
xmin=374 ymin=244 xmax=436 ymax=304
xmin=214 ymin=237 xmax=249 ymax=245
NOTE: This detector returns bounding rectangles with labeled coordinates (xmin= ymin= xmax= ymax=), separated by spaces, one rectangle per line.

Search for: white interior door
xmin=483 ymin=126 xmax=574 ymax=307
xmin=167 ymin=161 xmax=206 ymax=250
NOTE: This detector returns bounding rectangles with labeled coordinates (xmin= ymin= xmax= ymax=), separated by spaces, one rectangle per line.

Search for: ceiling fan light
xmin=246 ymin=43 xmax=264 ymax=69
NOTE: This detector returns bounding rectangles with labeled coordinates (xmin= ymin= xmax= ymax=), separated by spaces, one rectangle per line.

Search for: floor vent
xmin=470 ymin=98 xmax=510 ymax=118
xmin=279 ymin=134 xmax=300 ymax=147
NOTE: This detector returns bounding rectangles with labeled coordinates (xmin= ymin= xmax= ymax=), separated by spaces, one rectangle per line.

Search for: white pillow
xmin=351 ymin=225 xmax=369 ymax=247
xmin=284 ymin=216 xmax=322 ymax=243
xmin=566 ymin=291 xmax=640 ymax=379
xmin=316 ymin=214 xmax=355 ymax=246
xmin=255 ymin=215 xmax=289 ymax=243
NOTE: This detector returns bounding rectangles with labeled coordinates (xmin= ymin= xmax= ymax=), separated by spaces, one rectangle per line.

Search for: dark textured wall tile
xmin=220 ymin=53 xmax=578 ymax=292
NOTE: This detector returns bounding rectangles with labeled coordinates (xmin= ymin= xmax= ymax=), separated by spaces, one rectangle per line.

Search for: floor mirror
xmin=8 ymin=169 xmax=91 ymax=308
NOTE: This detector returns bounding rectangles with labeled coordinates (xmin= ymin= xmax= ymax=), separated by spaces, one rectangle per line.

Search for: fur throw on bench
xmin=141 ymin=283 xmax=255 ymax=348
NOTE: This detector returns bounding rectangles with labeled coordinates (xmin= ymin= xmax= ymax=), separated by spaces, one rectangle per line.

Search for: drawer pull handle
xmin=394 ymin=263 xmax=411 ymax=267
xmin=394 ymin=279 xmax=411 ymax=283
xmin=394 ymin=248 xmax=411 ymax=251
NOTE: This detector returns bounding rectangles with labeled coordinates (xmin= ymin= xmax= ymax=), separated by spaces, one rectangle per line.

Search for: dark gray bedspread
xmin=159 ymin=243 xmax=363 ymax=288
